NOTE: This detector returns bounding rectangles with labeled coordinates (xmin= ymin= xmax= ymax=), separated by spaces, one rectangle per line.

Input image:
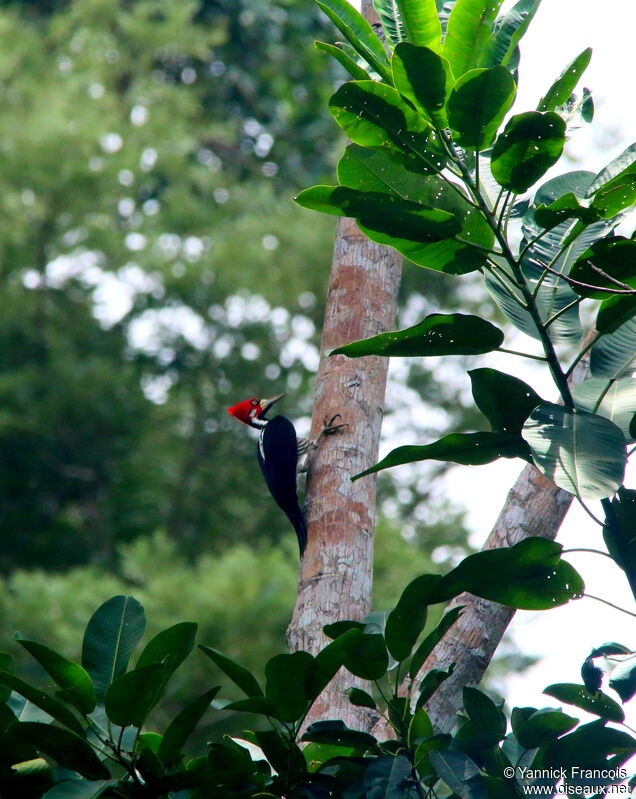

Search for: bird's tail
xmin=285 ymin=504 xmax=307 ymax=557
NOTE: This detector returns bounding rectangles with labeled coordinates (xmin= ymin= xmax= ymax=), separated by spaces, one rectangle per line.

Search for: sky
xmin=349 ymin=0 xmax=636 ymax=719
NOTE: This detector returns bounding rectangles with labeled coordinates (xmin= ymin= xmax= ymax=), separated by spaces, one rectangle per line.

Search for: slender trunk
xmin=286 ymin=215 xmax=402 ymax=727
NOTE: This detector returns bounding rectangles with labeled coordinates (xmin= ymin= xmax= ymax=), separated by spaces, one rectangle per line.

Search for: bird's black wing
xmin=257 ymin=415 xmax=307 ymax=555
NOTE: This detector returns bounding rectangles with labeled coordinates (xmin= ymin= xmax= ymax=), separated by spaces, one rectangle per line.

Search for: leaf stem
xmin=497 ymin=347 xmax=548 ymax=362
xmin=583 ymin=592 xmax=636 ymax=619
xmin=562 ymin=547 xmax=614 ymax=560
xmin=544 ymin=297 xmax=583 ymax=329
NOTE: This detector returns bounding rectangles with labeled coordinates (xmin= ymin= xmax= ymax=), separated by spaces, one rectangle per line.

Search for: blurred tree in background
xmin=0 ymin=0 xmax=490 ymax=741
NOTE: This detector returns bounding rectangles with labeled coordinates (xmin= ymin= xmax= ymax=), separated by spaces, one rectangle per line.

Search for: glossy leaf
xmin=442 ymin=0 xmax=504 ymax=78
xmin=332 ymin=313 xmax=503 ymax=358
xmin=430 ymin=749 xmax=485 ymax=799
xmin=596 ymin=294 xmax=636 ymax=335
xmin=38 ymin=780 xmax=113 ymax=798
xmin=448 ymin=66 xmax=516 ymax=150
xmin=409 ymin=606 xmax=463 ymax=679
xmin=522 ymin=403 xmax=626 ymax=500
xmin=514 ymin=708 xmax=579 ymax=748
xmin=347 ymin=687 xmax=377 ymax=709
xmin=480 ymin=0 xmax=542 ymax=68
xmin=544 ymin=721 xmax=636 ymax=771
xmin=385 ymin=574 xmax=442 ymax=661
xmin=491 ymin=112 xmax=565 ymax=193
xmin=104 ymin=663 xmax=168 ymax=728
xmin=354 ymin=431 xmax=528 ymax=480
xmin=433 ymin=537 xmax=585 ymax=609
xmin=302 ymin=720 xmax=378 ymax=750
xmin=365 ymin=754 xmax=413 ymax=799
xmin=572 ymin=378 xmax=636 ymax=442
xmin=15 ymin=639 xmax=95 ymax=716
xmin=393 ymin=44 xmax=453 ymax=128
xmin=589 ymin=148 xmax=636 ymax=218
xmin=158 ymin=687 xmax=219 ymax=765
xmin=544 ymin=683 xmax=624 ymax=724
xmin=314 ymin=42 xmax=370 ymax=80
xmin=373 ymin=0 xmax=404 ymax=47
xmin=308 ymin=628 xmax=366 ymax=700
xmin=591 ymin=318 xmax=636 ymax=378
xmin=569 ymin=237 xmax=636 ymax=298
xmin=537 ymin=48 xmax=592 ymax=112
xmin=11 ymin=722 xmax=109 ymax=781
xmin=534 ymin=193 xmax=600 ymax=231
xmin=416 ymin=667 xmax=454 ymax=710
xmin=314 ymin=0 xmax=393 ymax=83
xmin=338 ymin=631 xmax=389 ymax=680
xmin=603 ymin=490 xmax=636 ymax=597
xmin=396 ymin=0 xmax=443 ymax=50
xmin=136 ymin=622 xmax=197 ymax=682
xmin=199 ymin=645 xmax=263 ymax=697
xmin=469 ymin=368 xmax=542 ymax=434
xmin=587 ymin=142 xmax=636 ymax=196
xmin=265 ymin=651 xmax=314 ymax=723
xmin=0 ymin=671 xmax=84 ymax=736
xmin=463 ymin=687 xmax=506 ymax=738
xmin=81 ymin=595 xmax=146 ymax=703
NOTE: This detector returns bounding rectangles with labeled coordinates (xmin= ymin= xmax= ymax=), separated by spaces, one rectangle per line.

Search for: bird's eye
xmin=251 ymin=400 xmax=258 ymax=406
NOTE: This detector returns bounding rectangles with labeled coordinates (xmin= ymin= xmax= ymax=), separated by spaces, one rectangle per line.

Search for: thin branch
xmin=539 ymin=259 xmax=636 ymax=295
xmin=544 ymin=297 xmax=583 ymax=328
xmin=566 ymin=330 xmax=603 ymax=377
xmin=583 ymin=593 xmax=636 ymax=619
xmin=562 ymin=547 xmax=614 ymax=561
xmin=497 ymin=347 xmax=548 ymax=362
xmin=576 ymin=497 xmax=605 ymax=527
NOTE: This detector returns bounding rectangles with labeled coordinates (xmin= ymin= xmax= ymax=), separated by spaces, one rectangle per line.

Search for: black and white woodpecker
xmin=227 ymin=393 xmax=345 ymax=557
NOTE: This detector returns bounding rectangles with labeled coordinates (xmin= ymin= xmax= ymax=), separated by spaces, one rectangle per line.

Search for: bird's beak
xmin=261 ymin=392 xmax=286 ymax=414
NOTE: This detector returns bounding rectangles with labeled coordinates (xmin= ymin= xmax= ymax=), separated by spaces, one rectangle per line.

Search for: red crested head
xmin=227 ymin=393 xmax=286 ymax=428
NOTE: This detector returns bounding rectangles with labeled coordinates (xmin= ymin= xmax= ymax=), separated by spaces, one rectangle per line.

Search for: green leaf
xmin=416 ymin=667 xmax=454 ymax=709
xmin=393 ymin=44 xmax=454 ymax=127
xmin=534 ymin=193 xmax=600 ymax=231
xmin=522 ymin=403 xmax=626 ymax=500
xmin=537 ymin=48 xmax=592 ymax=112
xmin=409 ymin=606 xmax=463 ymax=679
xmin=296 ymin=186 xmax=459 ymax=243
xmin=323 ymin=620 xmax=365 ymax=639
xmin=569 ymin=237 xmax=636 ymax=298
xmin=469 ymin=368 xmax=542 ymax=434
xmin=544 ymin=721 xmax=636 ymax=771
xmin=222 ymin=696 xmax=273 ymax=714
xmin=328 ymin=81 xmax=441 ymax=171
xmin=302 ymin=720 xmax=378 ymax=750
xmin=365 ymin=754 xmax=413 ymax=799
xmin=447 ymin=67 xmax=516 ymax=150
xmin=315 ymin=41 xmax=371 ymax=80
xmin=514 ymin=708 xmax=579 ymax=748
xmin=396 ymin=0 xmax=443 ymax=50
xmin=385 ymin=574 xmax=441 ymax=661
xmin=430 ymin=749 xmax=485 ymax=799
xmin=544 ymin=683 xmax=624 ymax=724
xmin=81 ymin=595 xmax=146 ymax=703
xmin=608 ymin=656 xmax=636 ymax=703
xmin=11 ymin=722 xmax=110 ymax=781
xmin=332 ymin=313 xmax=503 ymax=358
xmin=136 ymin=622 xmax=197 ymax=677
xmin=591 ymin=318 xmax=636 ymax=378
xmin=491 ymin=112 xmax=565 ymax=193
xmin=572 ymin=378 xmax=636 ymax=442
xmin=104 ymin=663 xmax=168 ymax=728
xmin=463 ymin=687 xmax=506 ymax=739
xmin=372 ymin=0 xmax=403 ymax=47
xmin=603 ymin=490 xmax=636 ymax=597
xmin=40 ymin=780 xmax=114 ymax=799
xmin=0 ymin=652 xmax=13 ymax=703
xmin=409 ymin=707 xmax=434 ymax=746
xmin=158 ymin=687 xmax=219 ymax=765
xmin=354 ymin=431 xmax=528 ymax=480
xmin=442 ymin=0 xmax=504 ymax=78
xmin=16 ymin=639 xmax=95 ymax=716
xmin=347 ymin=687 xmax=377 ymax=709
xmin=586 ymin=142 xmax=636 ymax=196
xmin=433 ymin=537 xmax=584 ymax=610
xmin=339 ymin=631 xmax=389 ymax=680
xmin=0 ymin=671 xmax=84 ymax=736
xmin=265 ymin=651 xmax=314 ymax=723
xmin=199 ymin=645 xmax=263 ymax=697
xmin=313 ymin=0 xmax=393 ymax=83
xmin=308 ymin=628 xmax=365 ymax=699
xmin=596 ymin=294 xmax=636 ymax=335
xmin=480 ymin=0 xmax=542 ymax=69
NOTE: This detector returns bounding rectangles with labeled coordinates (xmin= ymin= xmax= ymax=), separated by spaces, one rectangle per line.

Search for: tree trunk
xmin=286 ymin=215 xmax=401 ymax=727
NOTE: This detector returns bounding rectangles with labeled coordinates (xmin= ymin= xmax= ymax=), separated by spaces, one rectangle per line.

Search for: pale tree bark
xmin=286 ymin=215 xmax=401 ymax=727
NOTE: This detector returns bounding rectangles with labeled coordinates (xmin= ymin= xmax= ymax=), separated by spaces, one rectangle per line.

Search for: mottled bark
xmin=286 ymin=216 xmax=401 ymax=727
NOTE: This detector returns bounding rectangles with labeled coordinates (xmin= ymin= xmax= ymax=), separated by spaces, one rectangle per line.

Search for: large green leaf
xmin=158 ymin=687 xmax=219 ymax=765
xmin=331 ymin=313 xmax=504 ymax=358
xmin=596 ymin=294 xmax=636 ymax=335
xmin=328 ymin=81 xmax=444 ymax=174
xmin=514 ymin=708 xmax=579 ymax=749
xmin=296 ymin=185 xmax=459 ymax=243
xmin=365 ymin=755 xmax=413 ymax=799
xmin=338 ymin=631 xmax=389 ymax=680
xmin=544 ymin=721 xmax=636 ymax=772
xmin=586 ymin=142 xmax=636 ymax=196
xmin=409 ymin=607 xmax=463 ymax=680
xmin=603 ymin=489 xmax=636 ymax=598
xmin=393 ymin=44 xmax=454 ymax=127
xmin=355 ymin=431 xmax=527 ymax=480
xmin=396 ymin=0 xmax=443 ymax=50
xmin=429 ymin=749 xmax=485 ymax=799
xmin=0 ymin=671 xmax=84 ymax=736
xmin=463 ymin=687 xmax=506 ymax=738
xmin=265 ymin=652 xmax=314 ymax=723
xmin=433 ymin=537 xmax=584 ymax=609
xmin=11 ymin=722 xmax=109 ymax=781
xmin=308 ymin=628 xmax=365 ymax=699
xmin=480 ymin=0 xmax=542 ymax=69
xmin=522 ymin=403 xmax=626 ymax=500
xmin=302 ymin=720 xmax=377 ymax=750
xmin=199 ymin=646 xmax=263 ymax=697
xmin=588 ymin=146 xmax=636 ymax=218
xmin=534 ymin=193 xmax=600 ymax=231
xmin=373 ymin=0 xmax=405 ymax=47
xmin=469 ymin=368 xmax=542 ymax=433
xmin=81 ymin=595 xmax=146 ymax=703
xmin=591 ymin=318 xmax=636 ymax=379
xmin=104 ymin=663 xmax=168 ymax=728
xmin=543 ymin=683 xmax=624 ymax=724
xmin=16 ymin=639 xmax=95 ymax=716
xmin=136 ymin=622 xmax=197 ymax=676
xmin=569 ymin=237 xmax=636 ymax=298
xmin=42 ymin=780 xmax=114 ymax=799
xmin=491 ymin=112 xmax=566 ymax=193
xmin=572 ymin=378 xmax=636 ymax=442
xmin=442 ymin=0 xmax=504 ymax=78
xmin=447 ymin=67 xmax=516 ymax=150
xmin=385 ymin=574 xmax=441 ymax=661
xmin=537 ymin=48 xmax=592 ymax=112
xmin=313 ymin=0 xmax=393 ymax=83
xmin=314 ymin=42 xmax=371 ymax=81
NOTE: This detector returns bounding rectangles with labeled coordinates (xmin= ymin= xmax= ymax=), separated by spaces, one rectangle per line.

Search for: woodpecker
xmin=227 ymin=393 xmax=344 ymax=557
